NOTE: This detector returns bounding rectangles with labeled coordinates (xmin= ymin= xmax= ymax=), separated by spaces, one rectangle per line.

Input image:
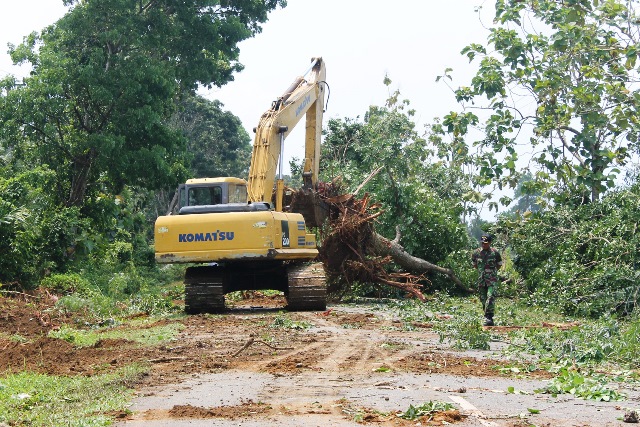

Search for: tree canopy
xmin=0 ymin=0 xmax=284 ymax=207
xmin=442 ymin=0 xmax=640 ymax=206
xmin=170 ymin=95 xmax=252 ymax=179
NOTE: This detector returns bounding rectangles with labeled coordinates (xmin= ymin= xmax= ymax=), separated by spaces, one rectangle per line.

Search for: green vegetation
xmin=441 ymin=0 xmax=640 ymax=204
xmin=435 ymin=312 xmax=491 ymax=350
xmin=500 ymin=184 xmax=640 ymax=317
xmin=535 ymin=368 xmax=626 ymax=402
xmin=49 ymin=322 xmax=184 ymax=348
xmin=322 ymin=94 xmax=473 ymax=291
xmin=0 ymin=0 xmax=278 ymax=290
xmin=47 ymin=267 xmax=185 ymax=324
xmin=367 ymin=295 xmax=640 ymax=402
xmin=269 ymin=314 xmax=313 ymax=330
xmin=1 ymin=0 xmax=639 ymax=332
xmin=398 ymin=401 xmax=455 ymax=420
xmin=0 ymin=365 xmax=145 ymax=426
xmin=383 ymin=295 xmax=640 ymax=371
xmin=504 ymin=316 xmax=640 ymax=370
xmin=2 ymin=0 xmax=640 ymax=422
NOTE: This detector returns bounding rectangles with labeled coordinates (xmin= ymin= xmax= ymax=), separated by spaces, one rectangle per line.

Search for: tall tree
xmin=444 ymin=0 xmax=640 ymax=205
xmin=322 ymin=84 xmax=471 ymax=266
xmin=0 ymin=0 xmax=284 ymax=207
xmin=170 ymin=95 xmax=252 ymax=179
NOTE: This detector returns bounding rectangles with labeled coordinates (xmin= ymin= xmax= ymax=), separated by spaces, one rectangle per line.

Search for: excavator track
xmin=286 ymin=262 xmax=327 ymax=311
xmin=184 ymin=266 xmax=225 ymax=314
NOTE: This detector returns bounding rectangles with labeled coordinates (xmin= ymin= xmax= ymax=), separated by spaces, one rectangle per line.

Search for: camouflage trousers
xmin=478 ymin=279 xmax=498 ymax=319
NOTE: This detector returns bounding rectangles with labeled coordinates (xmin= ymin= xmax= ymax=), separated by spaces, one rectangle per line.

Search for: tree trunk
xmin=66 ymin=150 xmax=96 ymax=207
xmin=369 ymin=229 xmax=470 ymax=293
xmin=166 ymin=188 xmax=179 ymax=215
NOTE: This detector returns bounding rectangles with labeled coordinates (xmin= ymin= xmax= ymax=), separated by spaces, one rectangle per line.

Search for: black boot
xmin=483 ymin=316 xmax=494 ymax=326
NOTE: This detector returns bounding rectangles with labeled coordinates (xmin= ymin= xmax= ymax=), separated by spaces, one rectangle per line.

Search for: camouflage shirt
xmin=472 ymin=247 xmax=503 ymax=286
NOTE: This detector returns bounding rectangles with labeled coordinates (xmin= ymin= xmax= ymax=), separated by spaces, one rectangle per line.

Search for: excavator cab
xmin=170 ymin=177 xmax=249 ymax=215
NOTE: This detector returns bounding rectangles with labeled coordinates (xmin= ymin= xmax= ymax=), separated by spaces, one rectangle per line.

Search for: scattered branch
xmin=232 ymin=337 xmax=294 ymax=357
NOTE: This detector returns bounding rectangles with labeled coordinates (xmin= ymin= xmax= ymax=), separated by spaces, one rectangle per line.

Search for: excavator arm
xmin=247 ymin=57 xmax=326 ymax=211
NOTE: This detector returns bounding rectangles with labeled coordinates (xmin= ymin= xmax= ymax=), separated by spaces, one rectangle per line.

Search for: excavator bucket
xmin=288 ymin=189 xmax=329 ymax=228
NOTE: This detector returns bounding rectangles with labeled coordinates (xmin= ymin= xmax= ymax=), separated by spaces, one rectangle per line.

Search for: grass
xmin=48 ymin=321 xmax=185 ymax=347
xmin=0 ymin=364 xmax=146 ymax=426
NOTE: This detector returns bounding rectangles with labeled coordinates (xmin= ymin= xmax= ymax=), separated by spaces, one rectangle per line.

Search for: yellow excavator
xmin=154 ymin=57 xmax=328 ymax=313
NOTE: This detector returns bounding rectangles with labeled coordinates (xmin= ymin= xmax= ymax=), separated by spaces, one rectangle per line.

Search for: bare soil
xmin=0 ymin=292 xmax=634 ymax=427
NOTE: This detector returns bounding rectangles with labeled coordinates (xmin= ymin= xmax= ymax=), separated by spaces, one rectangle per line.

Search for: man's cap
xmin=480 ymin=234 xmax=492 ymax=243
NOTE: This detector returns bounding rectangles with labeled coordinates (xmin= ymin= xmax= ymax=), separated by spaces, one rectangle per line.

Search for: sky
xmin=0 ymin=0 xmax=494 ymax=173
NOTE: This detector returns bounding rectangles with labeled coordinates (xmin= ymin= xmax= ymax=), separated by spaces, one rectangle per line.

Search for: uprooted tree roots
xmin=316 ymin=192 xmax=428 ymax=300
xmin=289 ymin=185 xmax=466 ymax=300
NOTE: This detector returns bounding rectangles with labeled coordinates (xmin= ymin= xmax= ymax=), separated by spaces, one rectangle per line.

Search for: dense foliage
xmin=441 ymin=0 xmax=640 ymax=206
xmin=0 ymin=0 xmax=283 ymax=207
xmin=322 ymin=86 xmax=474 ymax=290
xmin=0 ymin=167 xmax=86 ymax=285
xmin=498 ymin=182 xmax=640 ymax=317
xmin=0 ymin=1 xmax=276 ymax=288
xmin=170 ymin=95 xmax=252 ymax=179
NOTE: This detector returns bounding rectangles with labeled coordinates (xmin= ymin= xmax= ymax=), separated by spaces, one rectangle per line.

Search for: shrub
xmin=40 ymin=273 xmax=91 ymax=295
xmin=499 ymin=184 xmax=640 ymax=317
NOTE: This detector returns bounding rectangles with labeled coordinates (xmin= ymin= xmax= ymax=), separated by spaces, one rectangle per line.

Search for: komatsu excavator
xmin=154 ymin=58 xmax=328 ymax=314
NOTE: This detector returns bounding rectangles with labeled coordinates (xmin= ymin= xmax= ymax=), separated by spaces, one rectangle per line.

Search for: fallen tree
xmin=293 ymin=187 xmax=468 ymax=301
xmin=370 ymin=227 xmax=468 ymax=292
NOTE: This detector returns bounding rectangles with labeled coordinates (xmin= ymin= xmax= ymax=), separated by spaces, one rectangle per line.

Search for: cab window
xmin=177 ymin=185 xmax=187 ymax=212
xmin=188 ymin=186 xmax=222 ymax=206
xmin=229 ymin=184 xmax=248 ymax=203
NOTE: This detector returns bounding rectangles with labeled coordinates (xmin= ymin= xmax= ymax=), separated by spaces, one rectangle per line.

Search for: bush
xmin=0 ymin=167 xmax=89 ymax=287
xmin=40 ymin=273 xmax=91 ymax=295
xmin=443 ymin=249 xmax=476 ymax=292
xmin=614 ymin=312 xmax=640 ymax=368
xmin=499 ymin=184 xmax=640 ymax=317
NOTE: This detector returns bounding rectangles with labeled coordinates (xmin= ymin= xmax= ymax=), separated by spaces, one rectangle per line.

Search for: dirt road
xmin=115 ymin=299 xmax=636 ymax=427
xmin=1 ymin=294 xmax=636 ymax=426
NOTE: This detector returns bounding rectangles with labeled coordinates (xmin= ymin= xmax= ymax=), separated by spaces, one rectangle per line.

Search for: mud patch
xmin=395 ymin=350 xmax=554 ymax=379
xmin=168 ymin=401 xmax=272 ymax=419
xmin=326 ymin=311 xmax=382 ymax=329
xmin=0 ymin=292 xmax=72 ymax=337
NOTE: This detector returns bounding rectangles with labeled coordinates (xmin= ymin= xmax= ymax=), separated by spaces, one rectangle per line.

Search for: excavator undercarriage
xmin=184 ymin=262 xmax=326 ymax=313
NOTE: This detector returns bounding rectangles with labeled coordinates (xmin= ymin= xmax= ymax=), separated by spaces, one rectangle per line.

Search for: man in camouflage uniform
xmin=472 ymin=234 xmax=503 ymax=326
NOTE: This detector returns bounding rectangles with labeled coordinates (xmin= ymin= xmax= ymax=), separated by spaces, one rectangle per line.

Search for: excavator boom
xmin=247 ymin=57 xmax=326 ymax=208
